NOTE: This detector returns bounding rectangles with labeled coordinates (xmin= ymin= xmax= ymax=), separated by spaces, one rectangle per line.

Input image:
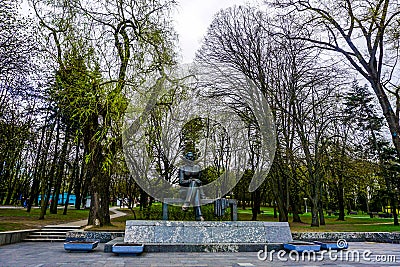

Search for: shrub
xmin=142 ymin=203 xmax=231 ymax=221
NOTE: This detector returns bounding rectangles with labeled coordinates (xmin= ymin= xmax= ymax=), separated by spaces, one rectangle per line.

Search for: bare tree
xmin=0 ymin=1 xmax=40 ymax=209
xmin=196 ymin=5 xmax=347 ymax=226
xmin=196 ymin=5 xmax=279 ymax=221
xmin=0 ymin=0 xmax=35 ymax=92
xmin=270 ymin=0 xmax=400 ymax=158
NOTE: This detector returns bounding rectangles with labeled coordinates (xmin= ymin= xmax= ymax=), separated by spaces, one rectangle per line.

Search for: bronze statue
xmin=179 ymin=152 xmax=205 ymax=221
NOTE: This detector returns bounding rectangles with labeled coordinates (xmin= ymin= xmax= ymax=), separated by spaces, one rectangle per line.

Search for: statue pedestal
xmin=123 ymin=220 xmax=292 ymax=247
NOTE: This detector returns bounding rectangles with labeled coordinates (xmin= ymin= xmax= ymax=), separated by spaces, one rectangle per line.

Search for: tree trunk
xmin=290 ymin=193 xmax=302 ymax=223
xmin=391 ymin=196 xmax=399 ymax=226
xmin=251 ymin=189 xmax=261 ymax=221
xmin=370 ymin=82 xmax=400 ymax=158
xmin=337 ymin=182 xmax=345 ymax=220
xmin=139 ymin=188 xmax=149 ymax=211
xmin=88 ymin=191 xmax=102 ymax=226
xmin=3 ymin=151 xmax=21 ymax=205
xmin=50 ymin=126 xmax=71 ymax=214
xmin=87 ymin=165 xmax=111 ymax=226
xmin=241 ymin=189 xmax=246 ymax=209
xmin=289 ymin=178 xmax=302 ymax=222
xmin=318 ymin=201 xmax=326 ymax=225
xmin=26 ymin=121 xmax=48 ymax=212
xmin=310 ymin=166 xmax=322 ymax=227
xmin=86 ymin=115 xmax=111 ymax=226
xmin=311 ymin=199 xmax=319 ymax=227
xmin=87 ymin=170 xmax=103 ymax=226
xmin=63 ymin=177 xmax=74 ymax=215
xmin=3 ymin=173 xmax=16 ymax=205
xmin=10 ymin=159 xmax=23 ymax=206
xmin=276 ymin=195 xmax=289 ymax=222
xmin=269 ymin=166 xmax=289 ymax=222
xmin=39 ymin=182 xmax=52 ymax=220
xmin=65 ymin=138 xmax=80 ymax=215
xmin=80 ymin=177 xmax=90 ymax=209
xmin=39 ymin=120 xmax=61 ymax=219
xmin=99 ymin=171 xmax=112 ymax=225
xmin=74 ymin=141 xmax=86 ymax=210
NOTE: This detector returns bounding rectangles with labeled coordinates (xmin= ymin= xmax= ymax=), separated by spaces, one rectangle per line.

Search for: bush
xmin=142 ymin=203 xmax=231 ymax=221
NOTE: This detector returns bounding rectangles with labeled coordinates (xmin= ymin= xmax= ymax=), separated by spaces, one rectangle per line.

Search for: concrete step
xmin=22 ymin=225 xmax=81 ymax=242
xmin=43 ymin=225 xmax=81 ymax=230
xmin=29 ymin=231 xmax=69 ymax=235
xmin=42 ymin=225 xmax=81 ymax=231
xmin=24 ymin=237 xmax=65 ymax=241
xmin=28 ymin=232 xmax=65 ymax=238
xmin=37 ymin=229 xmax=77 ymax=232
xmin=27 ymin=234 xmax=66 ymax=238
xmin=23 ymin=238 xmax=65 ymax=242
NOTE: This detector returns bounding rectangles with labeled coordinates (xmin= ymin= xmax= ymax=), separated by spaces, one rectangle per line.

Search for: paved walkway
xmin=2 ymin=207 xmax=400 ymax=266
xmin=59 ymin=207 xmax=127 ymax=227
xmin=1 ymin=242 xmax=400 ymax=266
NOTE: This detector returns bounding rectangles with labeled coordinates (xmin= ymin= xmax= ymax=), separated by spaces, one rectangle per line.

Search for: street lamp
xmin=303 ymin=198 xmax=308 ymax=213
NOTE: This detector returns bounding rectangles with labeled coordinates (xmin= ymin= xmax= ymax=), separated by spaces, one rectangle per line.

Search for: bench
xmin=162 ymin=198 xmax=238 ymax=221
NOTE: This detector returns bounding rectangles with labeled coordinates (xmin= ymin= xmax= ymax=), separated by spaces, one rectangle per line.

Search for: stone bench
xmin=162 ymin=198 xmax=238 ymax=221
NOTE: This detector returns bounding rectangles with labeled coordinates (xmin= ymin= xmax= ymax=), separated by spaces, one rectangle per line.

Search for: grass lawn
xmin=0 ymin=207 xmax=89 ymax=232
xmin=112 ymin=205 xmax=400 ymax=233
xmin=2 ymin=204 xmax=400 ymax=233
xmin=237 ymin=206 xmax=399 ymax=232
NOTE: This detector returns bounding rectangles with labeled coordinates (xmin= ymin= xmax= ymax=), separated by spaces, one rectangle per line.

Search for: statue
xmin=179 ymin=152 xmax=205 ymax=221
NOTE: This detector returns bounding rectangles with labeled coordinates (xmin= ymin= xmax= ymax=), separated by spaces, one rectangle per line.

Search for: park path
xmin=0 ymin=205 xmax=127 ymax=228
xmin=57 ymin=206 xmax=127 ymax=227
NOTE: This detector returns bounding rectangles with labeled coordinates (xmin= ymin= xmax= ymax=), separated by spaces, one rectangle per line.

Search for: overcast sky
xmin=20 ymin=0 xmax=254 ymax=64
xmin=173 ymin=0 xmax=251 ymax=64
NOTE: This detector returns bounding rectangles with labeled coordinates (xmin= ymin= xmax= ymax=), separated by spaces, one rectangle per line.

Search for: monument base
xmin=123 ymin=220 xmax=292 ymax=245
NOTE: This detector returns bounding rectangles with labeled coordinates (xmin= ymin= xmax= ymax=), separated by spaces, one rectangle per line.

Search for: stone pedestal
xmin=123 ymin=220 xmax=292 ymax=244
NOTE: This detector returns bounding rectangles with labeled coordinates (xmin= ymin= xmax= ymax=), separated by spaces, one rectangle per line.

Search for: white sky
xmin=20 ymin=0 xmax=255 ymax=63
xmin=173 ymin=0 xmax=252 ymax=64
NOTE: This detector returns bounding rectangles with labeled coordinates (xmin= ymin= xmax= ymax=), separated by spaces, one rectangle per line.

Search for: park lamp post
xmin=303 ymin=198 xmax=308 ymax=213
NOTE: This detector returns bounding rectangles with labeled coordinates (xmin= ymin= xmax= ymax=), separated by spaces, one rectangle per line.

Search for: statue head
xmin=185 ymin=152 xmax=195 ymax=161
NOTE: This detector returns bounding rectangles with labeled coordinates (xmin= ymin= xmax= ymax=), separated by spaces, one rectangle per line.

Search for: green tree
xmin=30 ymin=0 xmax=177 ymax=225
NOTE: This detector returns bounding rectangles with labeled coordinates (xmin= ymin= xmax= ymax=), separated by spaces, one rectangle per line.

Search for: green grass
xmin=236 ymin=206 xmax=398 ymax=232
xmin=3 ymin=204 xmax=399 ymax=233
xmin=0 ymin=222 xmax=26 ymax=232
xmin=0 ymin=208 xmax=89 ymax=219
xmin=0 ymin=208 xmax=89 ymax=232
xmin=289 ymin=214 xmax=396 ymax=232
xmin=107 ymin=205 xmax=400 ymax=233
